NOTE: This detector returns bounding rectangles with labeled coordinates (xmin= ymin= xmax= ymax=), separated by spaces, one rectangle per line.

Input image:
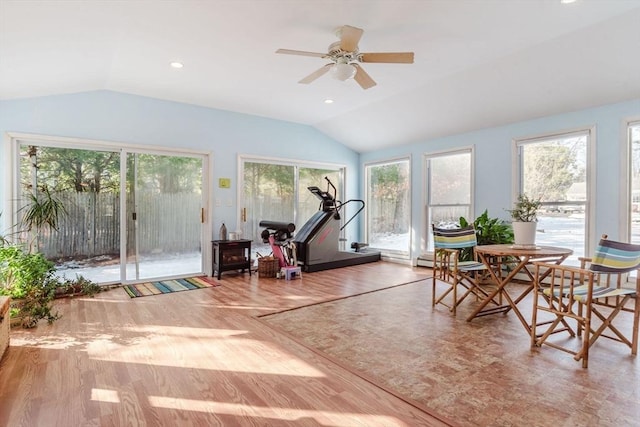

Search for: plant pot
xmin=512 ymin=221 xmax=537 ymax=247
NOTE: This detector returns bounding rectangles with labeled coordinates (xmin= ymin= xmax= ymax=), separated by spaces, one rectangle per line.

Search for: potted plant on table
xmin=507 ymin=194 xmax=541 ymax=248
xmin=458 ymin=210 xmax=514 ymax=261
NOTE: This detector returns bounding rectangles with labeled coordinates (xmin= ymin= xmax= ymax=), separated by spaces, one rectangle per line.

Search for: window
xmin=425 ymin=149 xmax=473 ymax=250
xmin=365 ymin=158 xmax=411 ymax=257
xmin=239 ymin=157 xmax=344 ymax=258
xmin=516 ymin=130 xmax=591 ymax=263
xmin=628 ymin=121 xmax=640 ymax=244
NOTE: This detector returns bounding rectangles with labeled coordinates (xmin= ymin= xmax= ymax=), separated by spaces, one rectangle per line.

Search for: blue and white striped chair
xmin=432 ymin=225 xmax=489 ymax=315
xmin=531 ymin=235 xmax=640 ymax=368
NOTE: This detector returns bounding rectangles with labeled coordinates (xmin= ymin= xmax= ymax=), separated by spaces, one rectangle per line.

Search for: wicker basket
xmin=258 ymin=257 xmax=279 ymax=278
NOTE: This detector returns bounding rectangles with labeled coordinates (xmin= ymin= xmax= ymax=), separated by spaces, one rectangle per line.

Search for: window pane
xmin=243 ymin=162 xmax=295 ymax=257
xmin=429 ymin=153 xmax=471 ymax=205
xmin=426 ymin=150 xmax=472 ymax=250
xmin=520 ymin=134 xmax=588 ymax=262
xmin=125 ymin=153 xmax=203 ymax=281
xmin=298 ymin=168 xmax=342 ymax=232
xmin=630 ymin=123 xmax=640 ymax=244
xmin=366 ymin=159 xmax=410 ymax=255
xmin=18 ymin=144 xmax=122 ymax=283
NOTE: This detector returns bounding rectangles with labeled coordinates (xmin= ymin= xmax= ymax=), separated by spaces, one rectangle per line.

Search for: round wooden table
xmin=469 ymin=244 xmax=573 ymax=334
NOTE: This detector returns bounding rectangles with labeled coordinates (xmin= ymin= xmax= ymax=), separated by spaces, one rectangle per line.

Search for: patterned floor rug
xmin=123 ymin=276 xmax=219 ymax=298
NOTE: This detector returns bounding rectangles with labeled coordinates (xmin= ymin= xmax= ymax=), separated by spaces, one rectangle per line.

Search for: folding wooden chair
xmin=531 ymin=235 xmax=640 ymax=368
xmin=432 ymin=225 xmax=491 ymax=315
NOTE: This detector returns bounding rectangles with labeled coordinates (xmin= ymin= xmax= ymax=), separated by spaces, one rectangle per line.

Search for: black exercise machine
xmin=293 ymin=177 xmax=380 ymax=272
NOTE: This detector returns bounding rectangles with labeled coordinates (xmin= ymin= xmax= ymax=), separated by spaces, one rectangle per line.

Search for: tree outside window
xmin=365 ymin=158 xmax=411 ymax=257
xmin=518 ymin=132 xmax=589 ymax=262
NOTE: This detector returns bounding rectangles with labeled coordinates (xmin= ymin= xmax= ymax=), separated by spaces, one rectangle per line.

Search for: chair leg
xmin=632 ymin=296 xmax=640 ymax=356
xmin=432 ymin=276 xmax=436 ymax=308
xmin=586 ymin=296 xmax=634 ymax=351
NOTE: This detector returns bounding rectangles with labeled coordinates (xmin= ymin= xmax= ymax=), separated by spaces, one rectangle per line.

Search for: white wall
xmin=360 ymin=98 xmax=640 ymax=260
xmin=0 ymin=90 xmax=360 ymax=240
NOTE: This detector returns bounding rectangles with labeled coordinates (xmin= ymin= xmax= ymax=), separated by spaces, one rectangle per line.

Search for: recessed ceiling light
xmin=170 ymin=61 xmax=184 ymax=69
xmin=560 ymin=0 xmax=577 ymax=4
xmin=324 ymin=99 xmax=334 ymax=104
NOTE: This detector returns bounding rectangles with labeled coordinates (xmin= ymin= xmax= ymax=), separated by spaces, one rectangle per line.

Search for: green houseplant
xmin=1 ymin=192 xmax=101 ymax=328
xmin=507 ymin=194 xmax=541 ymax=222
xmin=0 ymin=243 xmax=102 ymax=328
xmin=0 ymin=244 xmax=60 ymax=328
xmin=507 ymin=194 xmax=541 ymax=247
xmin=458 ymin=210 xmax=513 ymax=261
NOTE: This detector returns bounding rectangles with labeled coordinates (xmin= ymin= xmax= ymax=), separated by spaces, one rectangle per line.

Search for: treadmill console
xmin=308 ymin=186 xmax=336 ymax=211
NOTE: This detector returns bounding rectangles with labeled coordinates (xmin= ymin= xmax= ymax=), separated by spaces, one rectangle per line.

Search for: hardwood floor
xmin=2 ymin=262 xmax=638 ymax=426
xmin=0 ymin=263 xmax=449 ymax=427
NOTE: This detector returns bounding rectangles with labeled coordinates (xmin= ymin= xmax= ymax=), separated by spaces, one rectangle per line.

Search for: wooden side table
xmin=212 ymin=239 xmax=252 ymax=279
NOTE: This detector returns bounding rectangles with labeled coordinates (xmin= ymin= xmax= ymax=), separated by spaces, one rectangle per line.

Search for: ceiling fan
xmin=276 ymin=25 xmax=414 ymax=90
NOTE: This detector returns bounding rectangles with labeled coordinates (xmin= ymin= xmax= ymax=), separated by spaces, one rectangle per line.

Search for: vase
xmin=512 ymin=221 xmax=537 ymax=247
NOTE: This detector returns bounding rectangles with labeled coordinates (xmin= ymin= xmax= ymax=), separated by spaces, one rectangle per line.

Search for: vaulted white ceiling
xmin=1 ymin=0 xmax=639 ymax=153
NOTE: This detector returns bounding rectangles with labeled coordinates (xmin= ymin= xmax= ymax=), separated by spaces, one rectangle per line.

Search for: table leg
xmin=466 ymin=256 xmax=530 ymax=328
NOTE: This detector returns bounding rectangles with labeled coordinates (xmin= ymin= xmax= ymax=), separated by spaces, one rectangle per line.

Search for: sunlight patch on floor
xmin=210 ymin=304 xmax=282 ymax=311
xmin=91 ymin=388 xmax=120 ymax=403
xmin=282 ymin=295 xmax=315 ymax=301
xmin=147 ymin=396 xmax=410 ymax=426
xmin=9 ymin=334 xmax=117 ymax=350
xmin=122 ymin=325 xmax=249 ymax=338
xmin=86 ymin=335 xmax=326 ymax=377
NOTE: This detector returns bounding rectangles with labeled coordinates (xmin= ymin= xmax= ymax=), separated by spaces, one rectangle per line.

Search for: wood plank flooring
xmin=0 ymin=263 xmax=448 ymax=427
xmin=2 ymin=261 xmax=638 ymax=426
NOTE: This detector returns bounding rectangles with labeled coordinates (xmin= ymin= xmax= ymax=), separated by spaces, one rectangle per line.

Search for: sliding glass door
xmin=12 ymin=136 xmax=207 ymax=284
xmin=240 ymin=157 xmax=344 ymax=258
xmin=124 ymin=152 xmax=204 ymax=281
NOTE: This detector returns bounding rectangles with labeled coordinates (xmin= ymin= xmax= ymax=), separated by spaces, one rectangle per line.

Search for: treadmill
xmin=294 ymin=178 xmax=380 ymax=273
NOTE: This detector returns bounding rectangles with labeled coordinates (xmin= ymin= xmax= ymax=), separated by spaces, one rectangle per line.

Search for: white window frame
xmin=4 ymin=131 xmax=213 ymax=280
xmin=513 ymin=127 xmax=595 ymax=259
xmin=623 ymin=118 xmax=640 ymax=243
xmin=363 ymin=156 xmax=412 ymax=259
xmin=423 ymin=146 xmax=475 ymax=252
xmin=237 ymin=154 xmax=347 ymax=247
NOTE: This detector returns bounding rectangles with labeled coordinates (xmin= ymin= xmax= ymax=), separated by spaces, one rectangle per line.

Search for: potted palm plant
xmin=507 ymin=194 xmax=541 ymax=248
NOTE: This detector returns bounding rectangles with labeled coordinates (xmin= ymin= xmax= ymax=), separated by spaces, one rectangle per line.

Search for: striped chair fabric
xmin=590 ymin=238 xmax=640 ymax=273
xmin=433 ymin=226 xmax=478 ymax=249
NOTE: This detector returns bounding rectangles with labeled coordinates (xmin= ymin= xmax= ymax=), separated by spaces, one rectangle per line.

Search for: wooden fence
xmin=35 ymin=192 xmax=202 ymax=260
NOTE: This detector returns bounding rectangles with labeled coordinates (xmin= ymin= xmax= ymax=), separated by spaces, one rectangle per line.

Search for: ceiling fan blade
xmin=340 ymin=25 xmax=364 ymax=52
xmin=353 ymin=64 xmax=376 ymax=90
xmin=359 ymin=52 xmax=415 ymax=63
xmin=299 ymin=64 xmax=333 ymax=84
xmin=276 ymin=48 xmax=327 ymax=58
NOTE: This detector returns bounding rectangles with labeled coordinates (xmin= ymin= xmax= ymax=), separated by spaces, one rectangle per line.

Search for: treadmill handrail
xmin=324 ymin=176 xmax=337 ymax=201
xmin=339 ymin=199 xmax=365 ymax=231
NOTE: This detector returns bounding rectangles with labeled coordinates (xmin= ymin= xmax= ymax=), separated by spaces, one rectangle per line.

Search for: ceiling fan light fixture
xmin=330 ymin=62 xmax=356 ymax=81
